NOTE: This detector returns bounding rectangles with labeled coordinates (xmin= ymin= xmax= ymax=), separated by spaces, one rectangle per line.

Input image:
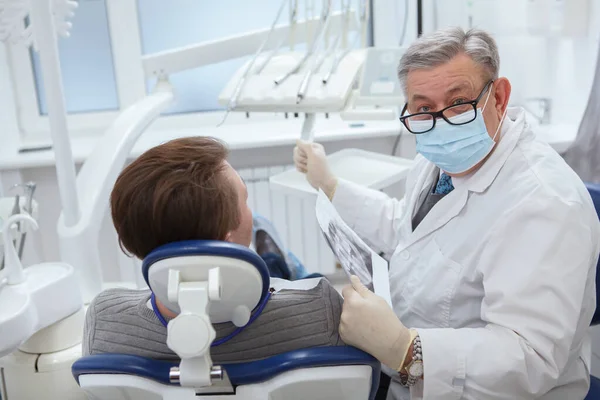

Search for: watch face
xmin=409 ymin=361 xmax=424 ymax=377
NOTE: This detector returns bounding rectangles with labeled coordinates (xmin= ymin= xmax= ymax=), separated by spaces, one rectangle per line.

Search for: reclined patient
xmin=83 ymin=137 xmax=344 ymax=363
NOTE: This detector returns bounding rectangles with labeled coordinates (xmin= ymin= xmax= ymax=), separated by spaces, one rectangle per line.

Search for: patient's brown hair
xmin=111 ymin=137 xmax=240 ymax=259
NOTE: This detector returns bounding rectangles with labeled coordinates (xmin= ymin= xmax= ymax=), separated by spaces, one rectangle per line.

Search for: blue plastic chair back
xmin=586 ymin=184 xmax=600 ymax=399
xmin=585 ymin=183 xmax=600 ymax=326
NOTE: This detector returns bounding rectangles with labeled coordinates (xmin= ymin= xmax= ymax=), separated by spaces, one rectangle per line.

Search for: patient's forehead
xmin=222 ymin=161 xmax=246 ymax=195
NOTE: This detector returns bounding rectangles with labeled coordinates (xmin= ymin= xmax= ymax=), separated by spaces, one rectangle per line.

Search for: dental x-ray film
xmin=315 ymin=190 xmax=392 ymax=306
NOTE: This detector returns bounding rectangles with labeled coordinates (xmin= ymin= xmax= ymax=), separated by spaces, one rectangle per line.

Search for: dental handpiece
xmin=297 ymin=51 xmax=328 ymax=103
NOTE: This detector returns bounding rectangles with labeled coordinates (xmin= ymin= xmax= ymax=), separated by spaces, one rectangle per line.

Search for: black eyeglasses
xmin=399 ymin=80 xmax=494 ymax=134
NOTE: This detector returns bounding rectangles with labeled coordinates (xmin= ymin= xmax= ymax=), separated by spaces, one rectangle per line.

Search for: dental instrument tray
xmin=218 ymin=50 xmax=366 ymax=113
xmin=269 ymin=148 xmax=412 ymax=199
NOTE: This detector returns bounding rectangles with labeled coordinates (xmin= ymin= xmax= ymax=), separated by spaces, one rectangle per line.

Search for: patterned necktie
xmin=434 ymin=173 xmax=454 ymax=195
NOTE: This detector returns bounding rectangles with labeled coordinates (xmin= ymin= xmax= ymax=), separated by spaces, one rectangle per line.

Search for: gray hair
xmin=398 ymin=27 xmax=500 ymax=94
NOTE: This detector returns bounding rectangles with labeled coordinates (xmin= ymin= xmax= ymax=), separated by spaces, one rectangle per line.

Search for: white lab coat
xmin=333 ymin=108 xmax=600 ymax=400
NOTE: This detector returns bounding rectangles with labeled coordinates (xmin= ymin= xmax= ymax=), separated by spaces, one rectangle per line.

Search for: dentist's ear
xmin=493 ymin=77 xmax=512 ymax=119
xmin=224 ymin=232 xmax=233 ymax=242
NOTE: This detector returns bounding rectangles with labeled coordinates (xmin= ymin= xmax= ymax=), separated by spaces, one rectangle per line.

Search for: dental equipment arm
xmin=57 ymin=81 xmax=174 ymax=302
xmin=27 ymin=0 xmax=80 ymax=227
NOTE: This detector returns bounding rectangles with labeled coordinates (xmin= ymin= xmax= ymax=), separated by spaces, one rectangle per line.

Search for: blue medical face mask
xmin=413 ymin=87 xmax=506 ymax=174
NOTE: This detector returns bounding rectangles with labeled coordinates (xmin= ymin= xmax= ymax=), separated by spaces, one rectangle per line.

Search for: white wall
xmin=412 ymin=0 xmax=600 ymax=127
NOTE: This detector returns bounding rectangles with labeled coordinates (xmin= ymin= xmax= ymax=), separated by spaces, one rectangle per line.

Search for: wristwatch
xmin=400 ymin=334 xmax=423 ymax=387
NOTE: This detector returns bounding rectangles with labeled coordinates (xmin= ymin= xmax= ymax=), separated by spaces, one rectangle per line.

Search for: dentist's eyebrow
xmin=445 ymin=82 xmax=473 ymax=96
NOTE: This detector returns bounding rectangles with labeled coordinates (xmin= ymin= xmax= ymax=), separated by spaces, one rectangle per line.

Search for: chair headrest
xmin=142 ymin=240 xmax=270 ymax=323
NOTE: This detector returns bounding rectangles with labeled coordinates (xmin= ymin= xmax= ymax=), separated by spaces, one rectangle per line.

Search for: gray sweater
xmin=83 ymin=279 xmax=344 ymax=363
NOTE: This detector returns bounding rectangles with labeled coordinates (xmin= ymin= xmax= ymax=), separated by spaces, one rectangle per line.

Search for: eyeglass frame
xmin=399 ymin=80 xmax=495 ymax=134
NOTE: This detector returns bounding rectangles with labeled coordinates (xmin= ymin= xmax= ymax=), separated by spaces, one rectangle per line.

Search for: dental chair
xmin=71 ymin=240 xmax=381 ymax=400
xmin=586 ymin=183 xmax=600 ymax=400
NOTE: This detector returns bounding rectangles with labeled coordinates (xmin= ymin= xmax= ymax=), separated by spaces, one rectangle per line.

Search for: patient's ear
xmin=224 ymin=232 xmax=233 ymax=242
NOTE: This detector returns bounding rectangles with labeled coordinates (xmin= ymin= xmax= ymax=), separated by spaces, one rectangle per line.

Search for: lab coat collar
xmin=452 ymin=107 xmax=528 ymax=194
xmin=404 ymin=108 xmax=528 ymax=248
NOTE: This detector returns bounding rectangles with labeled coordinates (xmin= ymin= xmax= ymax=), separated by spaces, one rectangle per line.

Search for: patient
xmin=82 ymin=137 xmax=344 ymax=363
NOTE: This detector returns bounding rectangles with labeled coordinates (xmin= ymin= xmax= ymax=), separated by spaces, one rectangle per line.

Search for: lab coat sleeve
xmin=332 ymin=178 xmax=407 ymax=255
xmin=416 ymin=197 xmax=597 ymax=400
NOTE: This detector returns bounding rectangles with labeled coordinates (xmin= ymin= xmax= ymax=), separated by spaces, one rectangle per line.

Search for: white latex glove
xmin=293 ymin=139 xmax=338 ymax=200
xmin=340 ymin=275 xmax=414 ymax=372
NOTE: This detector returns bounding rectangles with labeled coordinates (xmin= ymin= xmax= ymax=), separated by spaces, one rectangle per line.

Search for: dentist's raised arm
xmin=294 ymin=140 xmax=407 ymax=256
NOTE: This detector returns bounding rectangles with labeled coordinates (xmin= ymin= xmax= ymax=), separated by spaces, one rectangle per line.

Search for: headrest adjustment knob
xmin=232 ymin=305 xmax=251 ymax=328
xmin=167 ymin=314 xmax=214 ymax=358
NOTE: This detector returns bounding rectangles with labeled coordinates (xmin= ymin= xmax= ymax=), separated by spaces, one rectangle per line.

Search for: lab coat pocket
xmin=404 ymin=240 xmax=462 ymax=328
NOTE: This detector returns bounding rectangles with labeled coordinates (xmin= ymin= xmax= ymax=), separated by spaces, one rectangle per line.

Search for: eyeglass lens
xmin=405 ymin=104 xmax=477 ymax=133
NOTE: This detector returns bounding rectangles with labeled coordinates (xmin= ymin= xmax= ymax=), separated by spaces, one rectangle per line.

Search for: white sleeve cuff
xmin=417 ymin=328 xmax=466 ymax=400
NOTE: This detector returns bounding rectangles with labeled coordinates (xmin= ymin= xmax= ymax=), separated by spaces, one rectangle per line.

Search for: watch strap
xmin=397 ymin=329 xmax=418 ymax=373
xmin=399 ymin=331 xmax=423 ymax=387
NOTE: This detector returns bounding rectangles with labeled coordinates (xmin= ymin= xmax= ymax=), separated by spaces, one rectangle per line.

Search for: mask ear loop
xmin=491 ymin=107 xmax=508 ymax=142
xmin=480 ymin=82 xmax=494 ymax=113
xmin=481 ymin=81 xmax=507 ymax=142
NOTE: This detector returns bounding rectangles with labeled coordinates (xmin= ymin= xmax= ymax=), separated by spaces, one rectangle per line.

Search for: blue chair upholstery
xmin=590 ymin=376 xmax=600 ymax=400
xmin=587 ymin=183 xmax=600 ymax=326
xmin=73 ymin=346 xmax=381 ymax=400
xmin=585 ymin=183 xmax=600 ymax=400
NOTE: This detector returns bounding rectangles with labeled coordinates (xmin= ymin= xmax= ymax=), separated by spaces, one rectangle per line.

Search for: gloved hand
xmin=293 ymin=140 xmax=338 ymax=200
xmin=340 ymin=276 xmax=414 ymax=372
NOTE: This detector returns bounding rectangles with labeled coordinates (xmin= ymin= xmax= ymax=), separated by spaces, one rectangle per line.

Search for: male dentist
xmin=295 ymin=27 xmax=600 ymax=400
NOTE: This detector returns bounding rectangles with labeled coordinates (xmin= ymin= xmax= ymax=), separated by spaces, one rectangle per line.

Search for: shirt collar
xmin=452 ymin=107 xmax=528 ymax=193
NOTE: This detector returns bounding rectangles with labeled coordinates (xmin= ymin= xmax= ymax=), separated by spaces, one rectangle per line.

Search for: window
xmin=421 ymin=0 xmax=600 ymax=127
xmin=30 ymin=0 xmax=119 ymax=115
xmin=5 ymin=0 xmax=373 ymax=140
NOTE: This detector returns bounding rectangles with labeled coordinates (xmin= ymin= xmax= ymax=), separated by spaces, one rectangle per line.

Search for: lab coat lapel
xmin=410 ymin=164 xmax=438 ymax=216
xmin=406 ymin=184 xmax=468 ymax=247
